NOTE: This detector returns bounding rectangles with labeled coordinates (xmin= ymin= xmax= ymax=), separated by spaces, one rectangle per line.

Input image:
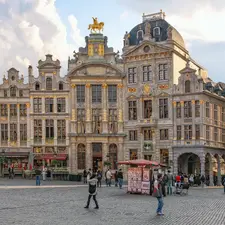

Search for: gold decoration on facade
xmin=88 ymin=17 xmax=104 ymax=33
xmin=26 ymin=103 xmax=30 ymax=108
xmin=158 ymin=84 xmax=169 ymax=90
xmin=128 ymin=88 xmax=136 ymax=93
xmin=17 ymin=104 xmax=20 ymax=108
xmin=98 ymin=44 xmax=104 ymax=56
xmin=118 ymin=109 xmax=123 ymax=122
xmin=88 ymin=44 xmax=94 ymax=56
xmin=86 ymin=83 xmax=91 ymax=88
xmin=71 ymin=84 xmax=76 ymax=88
xmin=143 ymin=83 xmax=150 ymax=95
xmin=191 ymin=100 xmax=195 ymax=105
xmin=53 ymin=71 xmax=56 ymax=75
xmin=200 ymin=100 xmax=204 ymax=104
xmin=7 ymin=104 xmax=10 ymax=108
xmin=72 ymin=109 xmax=75 ymax=121
xmin=86 ymin=108 xmax=91 ymax=121
xmin=41 ymin=72 xmax=45 ymax=76
xmin=117 ymin=83 xmax=123 ymax=88
xmin=102 ymin=83 xmax=107 ymax=88
xmin=172 ymin=101 xmax=176 ymax=107
xmin=180 ymin=101 xmax=184 ymax=106
xmin=102 ymin=109 xmax=107 ymax=121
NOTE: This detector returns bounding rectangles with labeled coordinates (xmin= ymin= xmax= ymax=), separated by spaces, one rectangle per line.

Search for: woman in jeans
xmin=153 ymin=173 xmax=164 ymax=216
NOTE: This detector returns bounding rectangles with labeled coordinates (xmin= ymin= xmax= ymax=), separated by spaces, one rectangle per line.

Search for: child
xmin=84 ymin=173 xmax=99 ymax=209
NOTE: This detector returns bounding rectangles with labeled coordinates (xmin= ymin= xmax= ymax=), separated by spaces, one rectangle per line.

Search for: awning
xmin=0 ymin=152 xmax=29 ymax=158
xmin=35 ymin=154 xmax=67 ymax=160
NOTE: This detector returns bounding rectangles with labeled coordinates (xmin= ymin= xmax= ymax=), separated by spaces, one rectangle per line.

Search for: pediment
xmin=157 ymin=91 xmax=169 ymax=97
xmin=67 ymin=62 xmax=124 ymax=77
xmin=123 ymin=40 xmax=171 ymax=58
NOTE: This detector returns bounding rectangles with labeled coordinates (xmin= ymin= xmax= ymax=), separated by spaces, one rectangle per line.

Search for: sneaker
xmin=84 ymin=206 xmax=89 ymax=209
xmin=94 ymin=206 xmax=99 ymax=209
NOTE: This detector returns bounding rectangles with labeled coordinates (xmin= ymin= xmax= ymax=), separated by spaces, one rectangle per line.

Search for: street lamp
xmin=1 ymin=149 xmax=6 ymax=177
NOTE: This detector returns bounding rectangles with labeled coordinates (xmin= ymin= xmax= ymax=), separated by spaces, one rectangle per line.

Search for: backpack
xmin=163 ymin=174 xmax=168 ymax=183
xmin=97 ymin=173 xmax=102 ymax=179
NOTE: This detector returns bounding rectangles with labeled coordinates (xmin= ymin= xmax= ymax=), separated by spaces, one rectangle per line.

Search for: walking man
xmin=106 ymin=169 xmax=112 ymax=187
xmin=84 ymin=173 xmax=99 ymax=209
xmin=167 ymin=170 xmax=173 ymax=195
xmin=117 ymin=169 xmax=123 ymax=189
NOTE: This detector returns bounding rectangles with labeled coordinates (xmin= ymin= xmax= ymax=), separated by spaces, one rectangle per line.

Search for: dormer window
xmin=11 ymin=76 xmax=15 ymax=81
xmin=46 ymin=77 xmax=52 ymax=90
xmin=185 ymin=80 xmax=191 ymax=93
xmin=35 ymin=83 xmax=40 ymax=91
xmin=10 ymin=86 xmax=16 ymax=97
xmin=153 ymin=27 xmax=160 ymax=36
xmin=137 ymin=30 xmax=143 ymax=44
xmin=59 ymin=82 xmax=63 ymax=90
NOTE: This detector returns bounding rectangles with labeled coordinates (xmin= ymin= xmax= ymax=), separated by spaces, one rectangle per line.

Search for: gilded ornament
xmin=200 ymin=100 xmax=204 ymax=104
xmin=71 ymin=84 xmax=76 ymax=88
xmin=117 ymin=83 xmax=123 ymax=88
xmin=41 ymin=72 xmax=45 ymax=76
xmin=191 ymin=100 xmax=195 ymax=105
xmin=180 ymin=101 xmax=184 ymax=106
xmin=143 ymin=83 xmax=150 ymax=95
xmin=26 ymin=103 xmax=30 ymax=108
xmin=88 ymin=17 xmax=104 ymax=33
xmin=172 ymin=101 xmax=176 ymax=107
xmin=53 ymin=71 xmax=56 ymax=75
xmin=128 ymin=88 xmax=136 ymax=93
xmin=158 ymin=84 xmax=169 ymax=90
xmin=86 ymin=83 xmax=91 ymax=88
xmin=17 ymin=104 xmax=20 ymax=108
xmin=102 ymin=83 xmax=107 ymax=88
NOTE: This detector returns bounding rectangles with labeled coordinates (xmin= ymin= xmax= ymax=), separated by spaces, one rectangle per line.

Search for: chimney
xmin=28 ymin=65 xmax=33 ymax=76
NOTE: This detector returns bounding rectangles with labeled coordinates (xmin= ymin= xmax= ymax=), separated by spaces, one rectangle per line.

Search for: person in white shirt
xmin=106 ymin=169 xmax=112 ymax=187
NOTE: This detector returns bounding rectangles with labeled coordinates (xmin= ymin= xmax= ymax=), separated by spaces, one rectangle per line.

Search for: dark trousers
xmin=83 ymin=177 xmax=87 ymax=183
xmin=86 ymin=194 xmax=98 ymax=207
xmin=97 ymin=179 xmax=101 ymax=187
xmin=36 ymin=175 xmax=40 ymax=186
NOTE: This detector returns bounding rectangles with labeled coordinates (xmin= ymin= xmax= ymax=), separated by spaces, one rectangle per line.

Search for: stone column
xmin=71 ymin=84 xmax=76 ymax=133
xmin=117 ymin=143 xmax=124 ymax=161
xmin=102 ymin=83 xmax=108 ymax=133
xmin=42 ymin=119 xmax=45 ymax=145
xmin=86 ymin=142 xmax=92 ymax=170
xmin=30 ymin=96 xmax=33 ymax=113
xmin=200 ymin=154 xmax=205 ymax=176
xmin=53 ymin=96 xmax=57 ymax=113
xmin=209 ymin=159 xmax=214 ymax=186
xmin=42 ymin=97 xmax=45 ymax=113
xmin=173 ymin=152 xmax=178 ymax=176
xmin=85 ymin=84 xmax=92 ymax=133
xmin=30 ymin=118 xmax=34 ymax=145
xmin=7 ymin=104 xmax=10 ymax=147
xmin=70 ymin=142 xmax=76 ymax=173
xmin=180 ymin=101 xmax=184 ymax=119
xmin=117 ymin=83 xmax=124 ymax=133
xmin=54 ymin=119 xmax=57 ymax=145
xmin=102 ymin=143 xmax=108 ymax=174
xmin=66 ymin=119 xmax=69 ymax=146
xmin=17 ymin=104 xmax=20 ymax=146
xmin=217 ymin=156 xmax=222 ymax=186
xmin=26 ymin=103 xmax=31 ymax=147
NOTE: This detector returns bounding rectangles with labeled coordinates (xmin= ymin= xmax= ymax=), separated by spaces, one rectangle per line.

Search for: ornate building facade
xmin=0 ymin=11 xmax=224 ymax=184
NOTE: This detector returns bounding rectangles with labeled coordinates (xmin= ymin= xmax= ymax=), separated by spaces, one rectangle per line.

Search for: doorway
xmin=92 ymin=143 xmax=102 ymax=172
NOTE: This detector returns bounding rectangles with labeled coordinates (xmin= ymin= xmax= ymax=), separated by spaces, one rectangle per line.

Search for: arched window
xmin=10 ymin=86 xmax=16 ymax=97
xmin=153 ymin=27 xmax=160 ymax=36
xmin=46 ymin=77 xmax=52 ymax=90
xmin=185 ymin=80 xmax=191 ymax=93
xmin=77 ymin=144 xmax=86 ymax=170
xmin=35 ymin=82 xmax=40 ymax=90
xmin=109 ymin=144 xmax=117 ymax=170
xmin=59 ymin=82 xmax=63 ymax=90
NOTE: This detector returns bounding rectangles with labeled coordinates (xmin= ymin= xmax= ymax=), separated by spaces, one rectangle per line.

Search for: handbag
xmin=152 ymin=187 xmax=160 ymax=198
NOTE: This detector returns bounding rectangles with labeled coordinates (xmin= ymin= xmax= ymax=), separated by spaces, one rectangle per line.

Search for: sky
xmin=0 ymin=0 xmax=225 ymax=82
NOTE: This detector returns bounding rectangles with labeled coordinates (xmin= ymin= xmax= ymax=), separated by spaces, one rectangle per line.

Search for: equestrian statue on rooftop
xmin=88 ymin=17 xmax=104 ymax=33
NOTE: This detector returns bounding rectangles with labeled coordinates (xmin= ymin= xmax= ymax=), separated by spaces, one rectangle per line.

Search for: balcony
xmin=46 ymin=138 xmax=54 ymax=145
xmin=34 ymin=138 xmax=42 ymax=145
xmin=1 ymin=140 xmax=8 ymax=146
xmin=138 ymin=117 xmax=158 ymax=127
xmin=20 ymin=141 xmax=27 ymax=146
xmin=57 ymin=139 xmax=66 ymax=145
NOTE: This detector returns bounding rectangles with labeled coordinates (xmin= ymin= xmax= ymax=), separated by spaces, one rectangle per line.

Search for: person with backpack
xmin=97 ymin=170 xmax=102 ymax=187
xmin=84 ymin=173 xmax=99 ymax=209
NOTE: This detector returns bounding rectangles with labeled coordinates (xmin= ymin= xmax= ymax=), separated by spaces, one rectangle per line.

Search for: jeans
xmin=83 ymin=177 xmax=87 ymax=184
xmin=167 ymin=181 xmax=172 ymax=195
xmin=107 ymin=179 xmax=111 ymax=187
xmin=97 ymin=179 xmax=101 ymax=187
xmin=156 ymin=197 xmax=164 ymax=214
xmin=36 ymin=175 xmax=40 ymax=186
xmin=86 ymin=194 xmax=98 ymax=207
xmin=224 ymin=185 xmax=225 ymax=193
xmin=118 ymin=178 xmax=123 ymax=188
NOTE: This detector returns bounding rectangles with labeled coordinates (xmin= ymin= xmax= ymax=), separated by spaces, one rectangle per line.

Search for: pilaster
xmin=102 ymin=143 xmax=108 ymax=174
xmin=26 ymin=103 xmax=31 ymax=147
xmin=86 ymin=142 xmax=92 ymax=170
xmin=54 ymin=119 xmax=57 ymax=145
xmin=54 ymin=96 xmax=57 ymax=113
xmin=17 ymin=104 xmax=20 ymax=146
xmin=66 ymin=119 xmax=69 ymax=145
xmin=117 ymin=84 xmax=124 ymax=133
xmin=102 ymin=83 xmax=108 ymax=133
xmin=7 ymin=104 xmax=10 ymax=147
xmin=71 ymin=142 xmax=77 ymax=173
xmin=42 ymin=97 xmax=45 ymax=113
xmin=85 ymin=84 xmax=92 ymax=133
xmin=42 ymin=119 xmax=45 ymax=144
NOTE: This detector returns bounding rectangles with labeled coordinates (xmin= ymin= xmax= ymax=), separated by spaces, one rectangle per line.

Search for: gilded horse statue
xmin=88 ymin=17 xmax=104 ymax=33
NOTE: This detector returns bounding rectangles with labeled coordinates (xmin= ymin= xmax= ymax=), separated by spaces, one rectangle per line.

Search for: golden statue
xmin=88 ymin=17 xmax=104 ymax=33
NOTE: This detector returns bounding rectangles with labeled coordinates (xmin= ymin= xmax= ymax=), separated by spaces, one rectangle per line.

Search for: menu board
xmin=127 ymin=168 xmax=142 ymax=193
xmin=142 ymin=168 xmax=150 ymax=182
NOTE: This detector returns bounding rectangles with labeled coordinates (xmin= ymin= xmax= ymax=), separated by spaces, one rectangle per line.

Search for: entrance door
xmin=92 ymin=143 xmax=102 ymax=172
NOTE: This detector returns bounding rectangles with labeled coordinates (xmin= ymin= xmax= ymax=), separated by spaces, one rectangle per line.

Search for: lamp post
xmin=1 ymin=149 xmax=6 ymax=177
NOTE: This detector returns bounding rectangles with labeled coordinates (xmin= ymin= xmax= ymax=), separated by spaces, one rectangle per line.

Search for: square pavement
xmin=0 ymin=182 xmax=224 ymax=225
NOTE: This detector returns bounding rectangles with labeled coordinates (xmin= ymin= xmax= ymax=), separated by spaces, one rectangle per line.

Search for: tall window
xmin=195 ymin=100 xmax=200 ymax=117
xmin=57 ymin=98 xmax=66 ymax=112
xmin=128 ymin=101 xmax=137 ymax=120
xmin=77 ymin=109 xmax=85 ymax=134
xmin=177 ymin=126 xmax=181 ymax=140
xmin=45 ymin=98 xmax=54 ymax=113
xmin=129 ymin=130 xmax=137 ymax=141
xmin=57 ymin=120 xmax=66 ymax=141
xmin=108 ymin=109 xmax=117 ymax=133
xmin=185 ymin=80 xmax=191 ymax=93
xmin=195 ymin=125 xmax=200 ymax=140
xmin=160 ymin=129 xmax=169 ymax=140
xmin=10 ymin=104 xmax=17 ymax=116
xmin=143 ymin=128 xmax=152 ymax=140
xmin=129 ymin=149 xmax=138 ymax=160
xmin=20 ymin=124 xmax=27 ymax=142
xmin=92 ymin=109 xmax=101 ymax=133
xmin=159 ymin=99 xmax=168 ymax=119
xmin=20 ymin=104 xmax=27 ymax=116
xmin=158 ymin=64 xmax=168 ymax=80
xmin=128 ymin=67 xmax=137 ymax=83
xmin=184 ymin=101 xmax=192 ymax=118
xmin=33 ymin=98 xmax=42 ymax=113
xmin=10 ymin=123 xmax=17 ymax=141
xmin=4 ymin=90 xmax=7 ymax=97
xmin=206 ymin=102 xmax=210 ymax=118
xmin=46 ymin=119 xmax=54 ymax=138
xmin=0 ymin=104 xmax=7 ymax=116
xmin=206 ymin=125 xmax=210 ymax=140
xmin=108 ymin=85 xmax=117 ymax=103
xmin=144 ymin=100 xmax=152 ymax=118
xmin=214 ymin=104 xmax=218 ymax=121
xmin=77 ymin=85 xmax=85 ymax=103
xmin=10 ymin=86 xmax=16 ymax=97
xmin=1 ymin=124 xmax=8 ymax=142
xmin=59 ymin=82 xmax=63 ymax=90
xmin=46 ymin=77 xmax=52 ymax=90
xmin=109 ymin=144 xmax=118 ymax=170
xmin=92 ymin=85 xmax=102 ymax=103
xmin=34 ymin=119 xmax=42 ymax=142
xmin=143 ymin=65 xmax=152 ymax=82
xmin=35 ymin=82 xmax=40 ymax=90
xmin=214 ymin=127 xmax=218 ymax=142
xmin=176 ymin=102 xmax=181 ymax=118
xmin=222 ymin=129 xmax=225 ymax=142
xmin=77 ymin=144 xmax=86 ymax=170
xmin=19 ymin=90 xmax=23 ymax=97
xmin=184 ymin=125 xmax=192 ymax=140
xmin=222 ymin=107 xmax=225 ymax=122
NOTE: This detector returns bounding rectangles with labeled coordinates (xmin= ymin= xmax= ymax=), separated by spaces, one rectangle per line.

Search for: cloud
xmin=117 ymin=0 xmax=225 ymax=43
xmin=0 ymin=0 xmax=84 ymax=79
xmin=120 ymin=11 xmax=129 ymax=21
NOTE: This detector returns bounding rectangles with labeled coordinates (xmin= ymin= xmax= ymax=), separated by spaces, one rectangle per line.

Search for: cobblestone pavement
xmin=0 ymin=185 xmax=224 ymax=225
